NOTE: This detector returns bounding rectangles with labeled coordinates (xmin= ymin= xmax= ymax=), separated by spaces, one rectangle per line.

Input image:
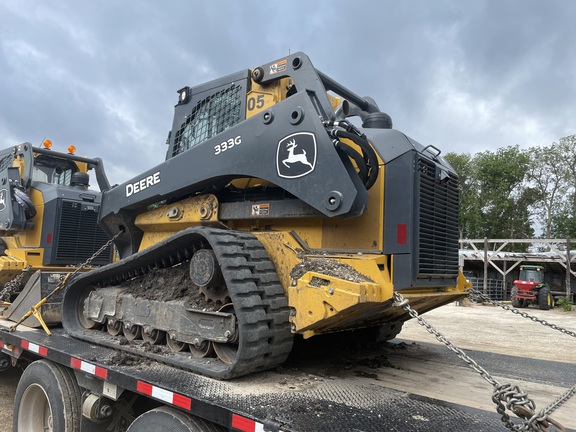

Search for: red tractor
xmin=511 ymin=265 xmax=554 ymax=310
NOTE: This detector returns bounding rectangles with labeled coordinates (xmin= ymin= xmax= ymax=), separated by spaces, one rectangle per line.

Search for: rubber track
xmin=61 ymin=227 xmax=293 ymax=379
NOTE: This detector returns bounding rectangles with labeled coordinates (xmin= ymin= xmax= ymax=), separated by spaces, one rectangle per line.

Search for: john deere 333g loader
xmin=62 ymin=52 xmax=468 ymax=379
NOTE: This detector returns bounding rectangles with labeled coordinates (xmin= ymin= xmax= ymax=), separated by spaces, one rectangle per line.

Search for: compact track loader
xmin=0 ymin=141 xmax=112 ymax=327
xmin=62 ymin=52 xmax=468 ymax=379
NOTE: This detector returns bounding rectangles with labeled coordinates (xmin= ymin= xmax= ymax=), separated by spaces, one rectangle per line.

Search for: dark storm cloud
xmin=1 ymin=0 xmax=575 ymax=185
xmin=454 ymin=2 xmax=576 ymax=116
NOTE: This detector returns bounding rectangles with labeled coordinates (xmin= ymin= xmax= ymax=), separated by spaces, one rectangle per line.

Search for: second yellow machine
xmin=0 ymin=141 xmax=111 ymax=327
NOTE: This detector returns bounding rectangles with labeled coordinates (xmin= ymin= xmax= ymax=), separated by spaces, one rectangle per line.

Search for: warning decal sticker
xmin=269 ymin=59 xmax=287 ymax=75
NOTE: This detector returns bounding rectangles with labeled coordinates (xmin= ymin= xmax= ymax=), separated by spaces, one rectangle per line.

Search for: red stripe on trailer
xmin=21 ymin=340 xmax=48 ymax=356
xmin=70 ymin=357 xmax=108 ymax=379
xmin=136 ymin=381 xmax=192 ymax=410
xmin=231 ymin=414 xmax=254 ymax=432
xmin=231 ymin=414 xmax=265 ymax=432
xmin=70 ymin=357 xmax=81 ymax=369
xmin=137 ymin=381 xmax=153 ymax=395
xmin=172 ymin=393 xmax=192 ymax=410
xmin=0 ymin=340 xmax=4 ymax=349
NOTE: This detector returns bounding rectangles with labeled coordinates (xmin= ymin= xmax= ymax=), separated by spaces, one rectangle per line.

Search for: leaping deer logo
xmin=277 ymin=132 xmax=317 ymax=179
xmin=282 ymin=139 xmax=313 ymax=169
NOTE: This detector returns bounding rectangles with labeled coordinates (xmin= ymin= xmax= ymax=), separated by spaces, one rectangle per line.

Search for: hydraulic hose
xmin=330 ymin=129 xmax=379 ymax=190
xmin=334 ymin=141 xmax=368 ymax=186
xmin=13 ymin=187 xmax=37 ymax=219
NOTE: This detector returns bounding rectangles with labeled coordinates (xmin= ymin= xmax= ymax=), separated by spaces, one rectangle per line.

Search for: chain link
xmin=9 ymin=230 xmax=122 ymax=331
xmin=39 ymin=230 xmax=122 ymax=304
xmin=393 ymin=291 xmax=573 ymax=431
xmin=0 ymin=266 xmax=31 ymax=302
xmin=470 ymin=289 xmax=576 ymax=339
xmin=470 ymin=289 xmax=576 ymax=430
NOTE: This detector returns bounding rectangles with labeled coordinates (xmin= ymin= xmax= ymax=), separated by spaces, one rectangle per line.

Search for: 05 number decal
xmin=247 ymin=94 xmax=265 ymax=111
xmin=214 ymin=135 xmax=241 ymax=155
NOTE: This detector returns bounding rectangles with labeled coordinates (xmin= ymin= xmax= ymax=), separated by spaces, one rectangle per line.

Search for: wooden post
xmin=503 ymin=260 xmax=508 ymax=300
xmin=567 ymin=238 xmax=571 ymax=302
xmin=484 ymin=237 xmax=488 ymax=296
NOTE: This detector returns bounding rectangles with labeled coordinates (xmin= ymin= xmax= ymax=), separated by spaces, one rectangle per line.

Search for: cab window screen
xmin=32 ymin=156 xmax=78 ymax=186
xmin=172 ymin=84 xmax=242 ymax=157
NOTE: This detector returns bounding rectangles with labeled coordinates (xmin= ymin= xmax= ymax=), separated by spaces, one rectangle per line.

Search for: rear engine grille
xmin=417 ymin=157 xmax=459 ymax=276
xmin=54 ymin=201 xmax=110 ymax=265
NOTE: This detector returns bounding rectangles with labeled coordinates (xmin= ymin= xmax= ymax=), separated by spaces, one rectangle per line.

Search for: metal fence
xmin=468 ymin=277 xmax=506 ymax=301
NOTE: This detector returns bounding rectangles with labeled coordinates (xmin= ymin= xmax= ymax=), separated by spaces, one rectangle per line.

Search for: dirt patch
xmin=290 ymin=258 xmax=372 ymax=286
xmin=141 ymin=341 xmax=165 ymax=354
xmin=105 ymin=351 xmax=146 ymax=367
xmin=125 ymin=263 xmax=217 ymax=310
xmin=353 ymin=354 xmax=395 ymax=369
xmin=102 ymin=343 xmax=167 ymax=367
xmin=126 ymin=263 xmax=192 ymax=302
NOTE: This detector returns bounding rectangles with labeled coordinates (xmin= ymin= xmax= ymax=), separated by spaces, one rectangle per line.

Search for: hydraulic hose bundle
xmin=13 ymin=187 xmax=36 ymax=219
xmin=326 ymin=120 xmax=380 ymax=190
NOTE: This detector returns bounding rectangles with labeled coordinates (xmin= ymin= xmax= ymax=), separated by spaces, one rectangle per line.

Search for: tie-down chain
xmin=393 ymin=291 xmax=575 ymax=432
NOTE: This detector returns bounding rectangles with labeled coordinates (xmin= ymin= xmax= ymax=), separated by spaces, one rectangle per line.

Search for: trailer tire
xmin=0 ymin=352 xmax=12 ymax=374
xmin=538 ymin=286 xmax=553 ymax=310
xmin=13 ymin=359 xmax=81 ymax=432
xmin=127 ymin=406 xmax=225 ymax=432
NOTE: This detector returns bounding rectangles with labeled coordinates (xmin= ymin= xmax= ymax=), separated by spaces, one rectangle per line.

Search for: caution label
xmin=251 ymin=203 xmax=270 ymax=216
xmin=269 ymin=59 xmax=287 ymax=75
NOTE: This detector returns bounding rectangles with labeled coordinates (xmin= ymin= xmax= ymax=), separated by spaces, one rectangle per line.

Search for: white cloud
xmin=410 ymin=56 xmax=565 ymax=154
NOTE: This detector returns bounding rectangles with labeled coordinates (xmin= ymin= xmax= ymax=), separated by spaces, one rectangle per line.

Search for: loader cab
xmin=31 ymin=154 xmax=79 ymax=186
xmin=31 ymin=153 xmax=91 ymax=191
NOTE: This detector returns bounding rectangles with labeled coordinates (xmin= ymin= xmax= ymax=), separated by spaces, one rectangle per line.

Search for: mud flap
xmin=3 ymin=270 xmax=65 ymax=327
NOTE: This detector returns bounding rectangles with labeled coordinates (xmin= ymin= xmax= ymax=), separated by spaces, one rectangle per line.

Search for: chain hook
xmin=391 ymin=290 xmax=570 ymax=432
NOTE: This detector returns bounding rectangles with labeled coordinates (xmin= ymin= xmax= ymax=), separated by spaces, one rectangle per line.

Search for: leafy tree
xmin=444 ymin=152 xmax=478 ymax=239
xmin=473 ymin=145 xmax=535 ymax=243
xmin=447 ymin=137 xmax=575 ymax=243
xmin=550 ymin=134 xmax=576 ymax=238
xmin=551 ymin=197 xmax=576 ymax=238
xmin=447 ymin=146 xmax=535 ymax=249
xmin=526 ymin=143 xmax=569 ymax=238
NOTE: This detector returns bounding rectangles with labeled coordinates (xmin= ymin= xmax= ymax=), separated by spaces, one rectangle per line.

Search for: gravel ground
xmin=400 ymin=301 xmax=576 ymax=363
xmin=0 ymin=367 xmax=21 ymax=432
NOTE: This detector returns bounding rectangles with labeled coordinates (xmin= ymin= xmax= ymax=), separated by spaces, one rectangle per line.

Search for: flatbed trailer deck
xmin=0 ymin=317 xmax=514 ymax=432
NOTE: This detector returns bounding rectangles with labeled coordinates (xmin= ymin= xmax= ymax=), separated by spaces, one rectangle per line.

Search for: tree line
xmin=445 ymin=134 xmax=576 ymax=243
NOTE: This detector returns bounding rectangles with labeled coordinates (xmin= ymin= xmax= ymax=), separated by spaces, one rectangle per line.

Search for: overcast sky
xmin=1 ymin=0 xmax=575 ymax=186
